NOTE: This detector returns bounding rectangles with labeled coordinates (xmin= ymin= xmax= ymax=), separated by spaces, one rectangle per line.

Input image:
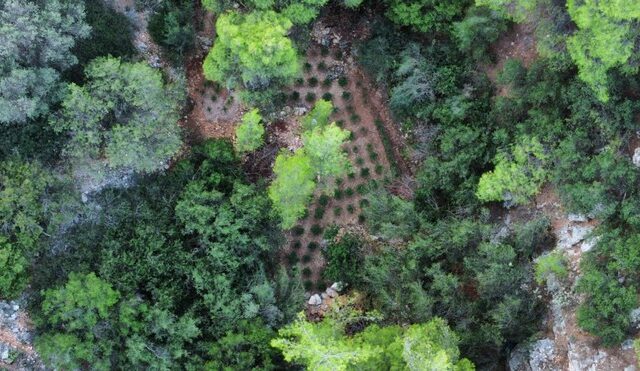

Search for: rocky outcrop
xmin=0 ymin=299 xmax=43 ymax=369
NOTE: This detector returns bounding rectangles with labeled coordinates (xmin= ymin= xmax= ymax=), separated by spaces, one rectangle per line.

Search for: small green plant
xmin=323 ymin=77 xmax=332 ymax=87
xmin=358 ymin=214 xmax=366 ymax=223
xmin=290 ymin=91 xmax=300 ymax=101
xmin=305 ymin=92 xmax=317 ymax=102
xmin=316 ymin=281 xmax=327 ymax=291
xmin=369 ymin=151 xmax=379 ymax=162
xmin=303 ymin=280 xmax=313 ymax=290
xmin=356 ymin=157 xmax=364 ymax=166
xmin=292 ymin=241 xmax=301 ymax=249
xmin=314 ymin=207 xmax=326 ymax=219
xmin=211 ymin=95 xmax=217 ymax=102
xmin=334 ymin=188 xmax=344 ymax=200
xmin=322 ymin=92 xmax=333 ymax=101
xmin=349 ymin=132 xmax=356 ymax=141
xmin=347 ymin=204 xmax=355 ymax=214
xmin=308 ymin=77 xmax=319 ymax=87
xmin=375 ymin=164 xmax=384 ymax=175
xmin=345 ymin=187 xmax=354 ymax=197
xmin=356 ymin=183 xmax=367 ymax=195
xmin=338 ymin=76 xmax=348 ymax=87
xmin=335 ymin=177 xmax=343 ymax=186
xmin=308 ymin=241 xmax=319 ymax=250
xmin=318 ymin=61 xmax=327 ymax=71
xmin=321 ymin=46 xmax=330 ymax=56
xmin=359 ymin=128 xmax=367 ymax=136
xmin=295 ymin=78 xmax=304 ymax=87
xmin=333 ymin=207 xmax=342 ymax=216
xmin=348 ymin=172 xmax=355 ymax=180
xmin=342 ymin=91 xmax=352 ymax=100
xmin=359 ymin=198 xmax=369 ymax=207
xmin=304 ymin=62 xmax=312 ymax=72
xmin=346 ymin=105 xmax=355 ymax=113
xmin=311 ymin=224 xmax=323 ymax=236
xmin=287 ymin=251 xmax=299 ymax=265
xmin=352 ymin=146 xmax=359 ymax=153
xmin=292 ymin=225 xmax=305 ymax=236
xmin=318 ymin=194 xmax=330 ymax=207
xmin=360 ymin=167 xmax=370 ymax=178
xmin=535 ymin=252 xmax=567 ymax=284
xmin=334 ymin=49 xmax=343 ymax=60
xmin=302 ymin=267 xmax=312 ymax=277
xmin=302 ymin=254 xmax=312 ymax=263
xmin=350 ymin=113 xmax=360 ymax=123
xmin=336 ymin=120 xmax=345 ymax=128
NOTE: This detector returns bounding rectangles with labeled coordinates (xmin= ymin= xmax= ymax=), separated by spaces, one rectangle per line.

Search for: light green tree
xmin=268 ymin=150 xmax=316 ymax=228
xmin=384 ymin=0 xmax=468 ymax=33
xmin=0 ymin=0 xmax=90 ymax=124
xmin=202 ymin=0 xmax=328 ymax=25
xmin=476 ymin=136 xmax=548 ymax=206
xmin=474 ymin=0 xmax=537 ymax=21
xmin=301 ymin=99 xmax=333 ymax=131
xmin=0 ymin=236 xmax=28 ymax=299
xmin=272 ymin=313 xmax=474 ymax=370
xmin=566 ymin=0 xmax=640 ymax=101
xmin=51 ymin=57 xmax=183 ymax=177
xmin=302 ymin=123 xmax=351 ymax=178
xmin=235 ymin=109 xmax=265 ymax=153
xmin=203 ymin=11 xmax=300 ymax=90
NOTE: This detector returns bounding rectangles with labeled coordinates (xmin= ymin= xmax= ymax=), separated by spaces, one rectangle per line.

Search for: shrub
xmin=290 ymin=91 xmax=300 ymax=101
xmin=346 ymin=105 xmax=355 ymax=113
xmin=322 ymin=233 xmax=363 ymax=285
xmin=322 ymin=92 xmax=333 ymax=101
xmin=305 ymin=92 xmax=317 ymax=102
xmin=349 ymin=132 xmax=356 ymax=141
xmin=334 ymin=188 xmax=344 ymax=200
xmin=336 ymin=120 xmax=345 ymax=128
xmin=308 ymin=242 xmax=319 ymax=250
xmin=302 ymin=254 xmax=312 ymax=263
xmin=358 ymin=214 xmax=366 ymax=223
xmin=335 ymin=178 xmax=344 ymax=186
xmin=287 ymin=251 xmax=299 ymax=265
xmin=303 ymin=280 xmax=313 ymax=290
xmin=316 ymin=281 xmax=327 ymax=291
xmin=308 ymin=77 xmax=319 ymax=87
xmin=338 ymin=76 xmax=348 ymax=87
xmin=375 ymin=164 xmax=384 ymax=175
xmin=347 ymin=204 xmax=355 ymax=214
xmin=350 ymin=114 xmax=361 ymax=123
xmin=342 ymin=91 xmax=352 ymax=100
xmin=295 ymin=78 xmax=304 ymax=86
xmin=535 ymin=252 xmax=567 ymax=284
xmin=311 ymin=224 xmax=323 ymax=236
xmin=323 ymin=77 xmax=333 ymax=87
xmin=356 ymin=184 xmax=367 ymax=195
xmin=304 ymin=62 xmax=312 ymax=72
xmin=370 ymin=151 xmax=379 ymax=162
xmin=314 ymin=207 xmax=326 ymax=219
xmin=302 ymin=267 xmax=312 ymax=277
xmin=318 ymin=61 xmax=327 ymax=71
xmin=356 ymin=157 xmax=365 ymax=166
xmin=334 ymin=49 xmax=343 ymax=60
xmin=292 ymin=225 xmax=305 ymax=236
xmin=318 ymin=194 xmax=330 ymax=207
xmin=345 ymin=187 xmax=354 ymax=197
xmin=359 ymin=128 xmax=368 ymax=136
xmin=321 ymin=46 xmax=330 ymax=56
xmin=360 ymin=168 xmax=370 ymax=178
xmin=352 ymin=146 xmax=359 ymax=153
xmin=334 ymin=207 xmax=342 ymax=216
xmin=348 ymin=172 xmax=356 ymax=180
xmin=292 ymin=241 xmax=302 ymax=249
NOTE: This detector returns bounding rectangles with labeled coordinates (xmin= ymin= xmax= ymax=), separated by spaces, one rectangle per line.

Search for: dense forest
xmin=2 ymin=0 xmax=640 ymax=369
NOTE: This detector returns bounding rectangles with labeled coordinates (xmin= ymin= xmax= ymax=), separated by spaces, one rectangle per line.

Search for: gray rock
xmin=326 ymin=288 xmax=338 ymax=298
xmin=308 ymin=294 xmax=322 ymax=306
xmin=621 ymin=339 xmax=634 ymax=350
xmin=630 ymin=308 xmax=640 ymax=329
xmin=558 ymin=225 xmax=593 ymax=249
xmin=529 ymin=339 xmax=557 ymax=371
xmin=293 ymin=107 xmax=307 ymax=116
xmin=321 ymin=293 xmax=329 ymax=300
xmin=633 ymin=148 xmax=640 ymax=167
xmin=508 ymin=343 xmax=532 ymax=371
xmin=330 ymin=282 xmax=344 ymax=292
xmin=567 ymin=213 xmax=588 ymax=222
xmin=581 ymin=237 xmax=597 ymax=253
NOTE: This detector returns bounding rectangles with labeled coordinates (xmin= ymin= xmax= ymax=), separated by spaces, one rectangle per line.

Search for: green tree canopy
xmin=0 ymin=0 xmax=89 ymax=124
xmin=301 ymin=99 xmax=333 ymax=131
xmin=203 ymin=0 xmax=328 ymax=25
xmin=302 ymin=123 xmax=351 ymax=179
xmin=476 ymin=136 xmax=548 ymax=206
xmin=51 ymin=57 xmax=183 ymax=178
xmin=203 ymin=11 xmax=300 ymax=91
xmin=268 ymin=150 xmax=316 ymax=228
xmin=235 ymin=109 xmax=265 ymax=153
xmin=384 ymin=0 xmax=468 ymax=34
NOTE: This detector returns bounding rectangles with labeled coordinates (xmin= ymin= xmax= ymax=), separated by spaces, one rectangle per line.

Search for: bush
xmin=308 ymin=77 xmax=319 ymax=87
xmin=148 ymin=0 xmax=195 ymax=62
xmin=334 ymin=189 xmax=344 ymax=200
xmin=356 ymin=184 xmax=368 ymax=195
xmin=323 ymin=77 xmax=333 ymax=87
xmin=287 ymin=251 xmax=299 ymax=265
xmin=356 ymin=157 xmax=365 ymax=166
xmin=336 ymin=120 xmax=345 ymax=128
xmin=350 ymin=114 xmax=361 ymax=123
xmin=352 ymin=146 xmax=359 ymax=153
xmin=304 ymin=62 xmax=312 ymax=72
xmin=308 ymin=242 xmax=319 ymax=250
xmin=358 ymin=214 xmax=366 ymax=223
xmin=318 ymin=194 xmax=330 ymax=207
xmin=359 ymin=199 xmax=369 ymax=207
xmin=334 ymin=207 xmax=342 ymax=216
xmin=302 ymin=254 xmax=312 ymax=263
xmin=535 ymin=252 xmax=567 ymax=284
xmin=321 ymin=46 xmax=330 ymax=56
xmin=348 ymin=172 xmax=356 ymax=180
xmin=305 ymin=92 xmax=317 ymax=102
xmin=292 ymin=226 xmax=305 ymax=236
xmin=302 ymin=267 xmax=312 ymax=277
xmin=375 ymin=164 xmax=384 ymax=175
xmin=292 ymin=241 xmax=302 ymax=249
xmin=338 ymin=76 xmax=348 ymax=87
xmin=334 ymin=49 xmax=344 ymax=60
xmin=322 ymin=92 xmax=333 ymax=101
xmin=369 ymin=151 xmax=379 ymax=162
xmin=317 ymin=61 xmax=327 ymax=71
xmin=304 ymin=280 xmax=313 ymax=290
xmin=347 ymin=204 xmax=355 ymax=214
xmin=314 ymin=207 xmax=326 ymax=219
xmin=342 ymin=91 xmax=352 ymax=100
xmin=335 ymin=178 xmax=344 ymax=186
xmin=323 ymin=233 xmax=363 ymax=285
xmin=290 ymin=91 xmax=300 ymax=101
xmin=311 ymin=224 xmax=323 ymax=236
xmin=345 ymin=187 xmax=354 ymax=197
xmin=360 ymin=168 xmax=370 ymax=178
xmin=295 ymin=78 xmax=304 ymax=87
